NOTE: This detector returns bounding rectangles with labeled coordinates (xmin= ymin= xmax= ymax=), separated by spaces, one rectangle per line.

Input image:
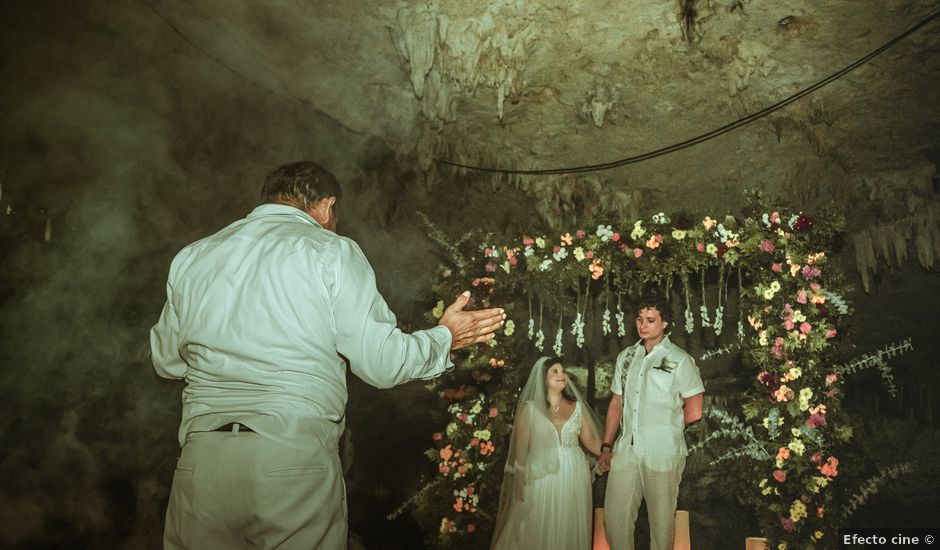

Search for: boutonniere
xmin=652 ymin=358 xmax=678 ymax=373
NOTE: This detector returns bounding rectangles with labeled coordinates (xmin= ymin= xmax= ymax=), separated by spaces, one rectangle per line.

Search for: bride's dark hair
xmin=542 ymin=356 xmax=578 ymax=405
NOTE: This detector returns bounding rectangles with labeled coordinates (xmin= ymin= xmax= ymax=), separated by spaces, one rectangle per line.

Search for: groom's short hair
xmin=635 ymin=293 xmax=671 ymax=324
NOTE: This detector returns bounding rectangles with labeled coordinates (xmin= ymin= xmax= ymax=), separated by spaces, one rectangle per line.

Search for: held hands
xmin=598 ymin=448 xmax=612 ymax=473
xmin=439 ymin=291 xmax=506 ymax=350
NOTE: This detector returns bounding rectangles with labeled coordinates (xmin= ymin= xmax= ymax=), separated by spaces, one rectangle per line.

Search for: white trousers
xmin=604 ymin=446 xmax=685 ymax=550
xmin=164 ymin=430 xmax=347 ymax=550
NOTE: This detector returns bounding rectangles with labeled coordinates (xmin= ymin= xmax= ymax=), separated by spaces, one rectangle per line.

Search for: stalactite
xmin=853 ymin=202 xmax=940 ymax=292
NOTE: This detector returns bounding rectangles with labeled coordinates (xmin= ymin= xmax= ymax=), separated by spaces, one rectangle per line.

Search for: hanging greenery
xmin=409 ymin=199 xmax=871 ymax=549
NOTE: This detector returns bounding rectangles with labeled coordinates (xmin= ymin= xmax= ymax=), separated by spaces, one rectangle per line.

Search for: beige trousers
xmin=604 ymin=446 xmax=685 ymax=550
xmin=164 ymin=430 xmax=346 ymax=550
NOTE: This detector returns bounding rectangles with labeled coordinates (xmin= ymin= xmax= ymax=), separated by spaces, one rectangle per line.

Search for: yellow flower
xmin=535 ymin=237 xmax=546 ymax=248
xmin=702 ymin=216 xmax=717 ymax=231
xmin=432 ymin=300 xmax=445 ymax=319
xmin=790 ymin=263 xmax=801 ymax=277
xmin=672 ymin=229 xmax=687 ymax=240
xmin=470 ymin=402 xmax=482 ymax=415
xmin=788 ymin=439 xmax=805 ymax=456
xmin=573 ymin=247 xmax=585 ymax=261
xmin=630 ymin=220 xmax=646 ymax=240
xmin=706 ymin=243 xmax=718 ymax=256
xmin=561 ymin=233 xmax=573 ymax=246
xmin=789 ymin=500 xmax=807 ymax=522
xmin=770 ymin=281 xmax=781 ymax=292
xmin=504 ymin=320 xmax=515 ymax=336
xmin=763 ymin=288 xmax=775 ymax=300
xmin=473 ymin=429 xmax=492 ymax=441
xmin=787 ymin=367 xmax=802 ymax=380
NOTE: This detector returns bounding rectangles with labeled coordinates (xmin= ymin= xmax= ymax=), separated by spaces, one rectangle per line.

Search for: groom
xmin=598 ymin=295 xmax=704 ymax=550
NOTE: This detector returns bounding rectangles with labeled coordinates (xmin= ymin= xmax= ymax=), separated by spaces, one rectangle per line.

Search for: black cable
xmin=437 ymin=9 xmax=940 ymax=175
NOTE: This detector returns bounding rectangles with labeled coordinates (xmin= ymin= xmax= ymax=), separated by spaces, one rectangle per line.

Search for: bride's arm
xmin=579 ymin=408 xmax=602 ymax=457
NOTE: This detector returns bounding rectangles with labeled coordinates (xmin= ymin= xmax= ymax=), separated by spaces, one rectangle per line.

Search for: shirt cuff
xmin=681 ymin=386 xmax=705 ymax=398
xmin=417 ymin=325 xmax=454 ymax=380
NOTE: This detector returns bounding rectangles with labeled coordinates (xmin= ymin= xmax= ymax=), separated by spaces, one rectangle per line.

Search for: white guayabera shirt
xmin=151 ymin=204 xmax=452 ymax=450
xmin=610 ymin=335 xmax=705 ymax=456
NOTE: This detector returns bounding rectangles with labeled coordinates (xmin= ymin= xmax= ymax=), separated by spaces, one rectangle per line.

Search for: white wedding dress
xmin=491 ymin=400 xmax=594 ymax=550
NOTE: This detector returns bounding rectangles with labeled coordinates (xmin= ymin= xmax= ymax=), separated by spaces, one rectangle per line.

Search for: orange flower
xmin=440 ymin=445 xmax=454 ymax=461
xmin=702 ymin=217 xmax=717 ymax=231
xmin=819 ymin=457 xmax=839 ymax=478
xmin=588 ymin=259 xmax=605 ymax=280
xmin=560 ymin=233 xmax=573 ymax=246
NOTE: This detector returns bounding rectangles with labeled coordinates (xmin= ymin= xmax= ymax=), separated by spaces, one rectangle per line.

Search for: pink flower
xmin=826 ymin=328 xmax=837 ymax=339
xmin=585 ymin=250 xmax=594 ymax=259
xmin=784 ymin=319 xmax=795 ymax=331
xmin=806 ymin=413 xmax=827 ymax=429
xmin=432 ymin=432 xmax=443 ymax=441
xmin=760 ymin=239 xmax=775 ymax=253
xmin=619 ymin=243 xmax=629 ymax=252
xmin=825 ymin=373 xmax=838 ymax=386
xmin=484 ymin=247 xmax=493 ymax=256
xmin=612 ymin=232 xmax=621 ymax=242
xmin=439 ymin=464 xmax=450 ymax=474
xmin=696 ymin=242 xmax=705 ymax=253
xmin=797 ymin=290 xmax=808 ymax=304
xmin=489 ymin=407 xmax=498 ymax=417
xmin=773 ymin=470 xmax=787 ymax=483
xmin=457 ymin=465 xmax=467 ymax=475
xmin=633 ymin=248 xmax=643 ymax=258
xmin=811 ymin=452 xmax=823 ymax=464
xmin=553 ymin=245 xmax=561 ymax=254
xmin=485 ymin=263 xmax=497 ymax=273
xmin=781 ymin=518 xmax=795 ymax=532
xmin=810 ymin=283 xmax=821 ymax=292
xmin=776 ymin=447 xmax=791 ymax=461
xmin=467 ymin=524 xmax=476 ymax=533
xmin=769 ymin=212 xmax=781 ymax=225
xmin=508 ymin=255 xmax=518 ymax=266
xmin=772 ymin=263 xmax=783 ymax=272
xmin=800 ymin=322 xmax=812 ymax=334
xmin=576 ymin=229 xmax=586 ymax=239
xmin=801 ymin=265 xmax=821 ymax=280
xmin=522 ymin=236 xmax=535 ymax=246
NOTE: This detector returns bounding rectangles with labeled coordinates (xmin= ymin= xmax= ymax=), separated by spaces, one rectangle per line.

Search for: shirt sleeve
xmin=675 ymin=353 xmax=705 ymax=398
xmin=326 ymin=237 xmax=453 ymax=389
xmin=610 ymin=349 xmax=627 ymax=396
xmin=150 ymin=280 xmax=187 ymax=380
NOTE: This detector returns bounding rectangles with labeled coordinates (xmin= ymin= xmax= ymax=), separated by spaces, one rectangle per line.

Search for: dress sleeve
xmin=326 ymin=237 xmax=453 ymax=389
xmin=150 ymin=280 xmax=187 ymax=380
xmin=675 ymin=354 xmax=705 ymax=398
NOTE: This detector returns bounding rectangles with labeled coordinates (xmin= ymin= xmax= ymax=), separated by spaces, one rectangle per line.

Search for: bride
xmin=490 ymin=357 xmax=604 ymax=550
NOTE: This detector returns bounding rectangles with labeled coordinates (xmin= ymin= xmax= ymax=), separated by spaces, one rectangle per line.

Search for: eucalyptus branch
xmin=842 ymin=462 xmax=915 ymax=518
xmin=700 ymin=343 xmax=740 ymax=361
xmin=387 ymin=480 xmax=442 ymax=520
xmin=835 ymin=338 xmax=913 ymax=397
xmin=418 ymin=211 xmax=467 ymax=270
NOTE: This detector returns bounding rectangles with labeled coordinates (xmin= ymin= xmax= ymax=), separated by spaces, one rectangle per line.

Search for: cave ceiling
xmin=109 ymin=1 xmax=940 ymax=217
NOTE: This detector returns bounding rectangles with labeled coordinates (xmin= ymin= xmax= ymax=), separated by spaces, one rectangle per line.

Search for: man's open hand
xmin=439 ymin=291 xmax=505 ymax=350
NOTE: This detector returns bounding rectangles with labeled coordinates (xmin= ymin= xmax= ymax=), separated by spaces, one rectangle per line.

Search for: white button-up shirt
xmin=150 ymin=204 xmax=452 ymax=450
xmin=610 ymin=335 xmax=704 ymax=456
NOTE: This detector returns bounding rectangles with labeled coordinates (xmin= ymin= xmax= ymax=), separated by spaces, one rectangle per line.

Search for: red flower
xmin=793 ymin=214 xmax=815 ymax=232
xmin=467 ymin=524 xmax=476 ymax=533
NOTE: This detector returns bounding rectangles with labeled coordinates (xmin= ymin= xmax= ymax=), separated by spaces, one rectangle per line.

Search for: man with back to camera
xmin=150 ymin=161 xmax=505 ymax=549
xmin=598 ymin=295 xmax=704 ymax=550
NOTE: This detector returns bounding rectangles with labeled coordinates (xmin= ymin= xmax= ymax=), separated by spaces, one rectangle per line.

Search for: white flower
xmin=524 ymin=246 xmax=534 ymax=257
xmin=684 ymin=309 xmax=694 ymax=333
xmin=596 ymin=224 xmax=614 ymax=242
xmin=788 ymin=214 xmax=800 ymax=229
xmin=763 ymin=288 xmax=775 ymax=300
xmin=602 ymin=308 xmax=612 ymax=335
xmin=652 ymin=212 xmax=670 ymax=224
xmin=535 ymin=328 xmax=545 ymax=351
xmin=672 ymin=229 xmax=687 ymax=240
xmin=539 ymin=259 xmax=553 ymax=271
xmin=553 ymin=325 xmax=564 ymax=357
xmin=528 ymin=317 xmax=535 ymax=339
xmin=573 ymin=247 xmax=585 ymax=261
xmin=553 ymin=247 xmax=568 ymax=261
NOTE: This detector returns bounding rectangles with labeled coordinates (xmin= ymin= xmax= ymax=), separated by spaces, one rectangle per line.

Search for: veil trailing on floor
xmin=490 ymin=357 xmax=603 ymax=548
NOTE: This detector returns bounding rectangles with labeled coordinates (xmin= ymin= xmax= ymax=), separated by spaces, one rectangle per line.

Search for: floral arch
xmin=406 ymin=200 xmax=859 ymax=549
